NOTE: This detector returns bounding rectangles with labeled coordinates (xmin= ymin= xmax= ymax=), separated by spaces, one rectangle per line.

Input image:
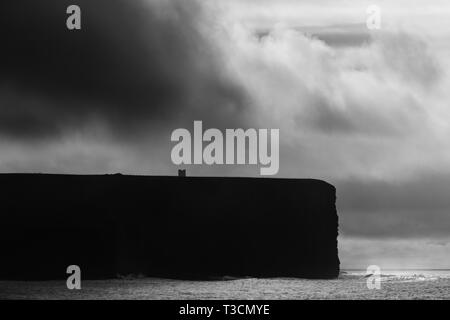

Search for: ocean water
xmin=1 ymin=270 xmax=449 ymax=300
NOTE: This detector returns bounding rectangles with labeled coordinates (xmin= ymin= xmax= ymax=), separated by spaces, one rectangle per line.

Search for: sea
xmin=1 ymin=270 xmax=449 ymax=299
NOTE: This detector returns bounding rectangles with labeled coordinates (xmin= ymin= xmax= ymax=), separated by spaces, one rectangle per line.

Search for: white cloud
xmin=205 ymin=2 xmax=450 ymax=182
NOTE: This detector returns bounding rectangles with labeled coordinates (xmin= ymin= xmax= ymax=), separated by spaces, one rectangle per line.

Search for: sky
xmin=1 ymin=0 xmax=450 ymax=269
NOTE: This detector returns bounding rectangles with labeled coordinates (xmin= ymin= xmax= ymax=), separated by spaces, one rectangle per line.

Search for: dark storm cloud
xmin=0 ymin=0 xmax=245 ymax=139
xmin=336 ymin=173 xmax=450 ymax=238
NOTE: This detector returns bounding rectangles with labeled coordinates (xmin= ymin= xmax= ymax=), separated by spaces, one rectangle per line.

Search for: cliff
xmin=0 ymin=174 xmax=339 ymax=280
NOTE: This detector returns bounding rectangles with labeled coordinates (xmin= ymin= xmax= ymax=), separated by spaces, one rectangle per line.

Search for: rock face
xmin=0 ymin=174 xmax=339 ymax=280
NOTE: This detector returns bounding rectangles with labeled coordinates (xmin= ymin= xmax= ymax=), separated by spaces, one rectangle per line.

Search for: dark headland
xmin=0 ymin=174 xmax=339 ymax=280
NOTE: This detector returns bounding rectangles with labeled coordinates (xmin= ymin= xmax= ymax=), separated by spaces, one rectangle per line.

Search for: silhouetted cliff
xmin=0 ymin=174 xmax=339 ymax=280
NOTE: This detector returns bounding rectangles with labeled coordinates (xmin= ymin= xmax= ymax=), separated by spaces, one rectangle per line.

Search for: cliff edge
xmin=0 ymin=174 xmax=340 ymax=280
